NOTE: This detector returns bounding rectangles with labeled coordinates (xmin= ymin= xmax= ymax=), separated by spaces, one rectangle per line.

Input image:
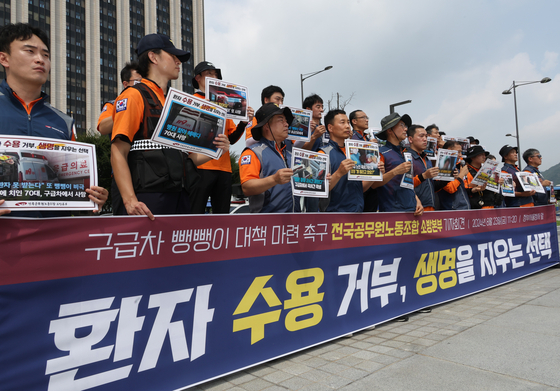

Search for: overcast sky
xmin=204 ymin=0 xmax=560 ymax=170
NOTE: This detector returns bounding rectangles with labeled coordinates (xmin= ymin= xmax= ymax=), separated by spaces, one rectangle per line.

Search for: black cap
xmin=251 ymin=103 xmax=294 ymax=141
xmin=192 ymin=61 xmax=223 ymax=89
xmin=499 ymin=145 xmax=518 ymax=162
xmin=376 ymin=112 xmax=412 ymax=140
xmin=466 ymin=145 xmax=489 ymax=160
xmin=136 ymin=34 xmax=190 ymax=62
xmin=467 ymin=136 xmax=480 ymax=145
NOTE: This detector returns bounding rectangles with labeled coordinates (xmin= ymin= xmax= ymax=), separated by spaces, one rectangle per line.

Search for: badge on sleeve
xmin=116 ymin=99 xmax=128 ymax=112
xmin=241 ymin=155 xmax=251 ymax=165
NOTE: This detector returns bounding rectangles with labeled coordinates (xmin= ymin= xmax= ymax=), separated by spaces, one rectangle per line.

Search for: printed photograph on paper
xmin=345 ymin=140 xmax=382 ymax=181
xmin=0 ymin=136 xmax=97 ymax=210
xmin=434 ymin=148 xmax=458 ymax=181
xmin=205 ymin=78 xmax=249 ymax=121
xmin=485 ymin=170 xmax=501 ymax=193
xmin=471 ymin=159 xmax=499 ymax=187
xmin=516 ymin=172 xmax=545 ymax=194
xmin=500 ymin=172 xmax=515 ymax=197
xmin=286 ymin=107 xmax=312 ymax=142
xmin=151 ymin=88 xmax=226 ymax=160
xmin=425 ymin=136 xmax=437 ymax=158
xmin=455 ymin=137 xmax=470 ymax=157
xmin=400 ymin=152 xmax=414 ymax=189
xmin=291 ymin=147 xmax=329 ymax=198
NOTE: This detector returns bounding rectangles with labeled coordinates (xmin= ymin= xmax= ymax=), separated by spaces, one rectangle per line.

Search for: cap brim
xmin=163 ymin=48 xmax=191 ymax=63
xmin=375 ymin=129 xmax=388 ymax=140
xmin=252 ymin=107 xmax=294 ymax=140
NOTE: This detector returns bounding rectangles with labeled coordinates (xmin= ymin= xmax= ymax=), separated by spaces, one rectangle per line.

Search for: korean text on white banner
xmin=150 ymin=88 xmax=226 ymax=160
xmin=345 ymin=139 xmax=383 ymax=181
xmin=291 ymin=147 xmax=329 ymax=198
xmin=205 ymin=77 xmax=249 ymax=121
xmin=0 ymin=135 xmax=97 ymax=210
xmin=286 ymin=107 xmax=312 ymax=142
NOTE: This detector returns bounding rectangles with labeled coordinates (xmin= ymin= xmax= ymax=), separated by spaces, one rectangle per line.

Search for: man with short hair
xmin=297 ymin=94 xmax=326 ymax=151
xmin=319 ymin=109 xmax=377 ymax=212
xmin=436 ymin=140 xmax=470 ymax=210
xmin=427 ymin=124 xmax=445 ymax=149
xmin=407 ymin=125 xmax=439 ymax=211
xmin=97 ymin=62 xmax=142 ymax=136
xmin=188 ymin=61 xmax=254 ymax=214
xmin=376 ymin=112 xmax=423 ymax=215
xmin=239 ymin=103 xmax=296 ymax=213
xmin=0 ymin=23 xmax=107 ymax=216
xmin=499 ymin=145 xmax=534 ymax=207
xmin=111 ymin=34 xmax=230 ymax=220
xmin=246 ymin=85 xmax=285 ymax=147
xmin=522 ymin=148 xmax=551 ymax=206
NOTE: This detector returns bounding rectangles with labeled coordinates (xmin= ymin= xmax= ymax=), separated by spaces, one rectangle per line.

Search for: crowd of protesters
xmin=0 ymin=23 xmax=554 ymax=218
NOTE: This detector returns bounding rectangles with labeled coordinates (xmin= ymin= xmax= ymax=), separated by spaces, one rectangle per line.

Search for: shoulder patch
xmin=116 ymin=99 xmax=128 ymax=113
xmin=241 ymin=155 xmax=251 ymax=165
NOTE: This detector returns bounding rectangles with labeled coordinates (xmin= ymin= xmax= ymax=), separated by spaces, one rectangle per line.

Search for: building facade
xmin=0 ymin=0 xmax=205 ymax=135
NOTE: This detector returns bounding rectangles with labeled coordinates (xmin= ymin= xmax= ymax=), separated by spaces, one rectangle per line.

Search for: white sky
xmin=204 ymin=0 xmax=560 ymax=170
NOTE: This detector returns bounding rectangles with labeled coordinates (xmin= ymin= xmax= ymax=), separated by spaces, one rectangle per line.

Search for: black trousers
xmin=188 ymin=169 xmax=232 ymax=214
xmin=114 ymin=189 xmax=191 ymax=215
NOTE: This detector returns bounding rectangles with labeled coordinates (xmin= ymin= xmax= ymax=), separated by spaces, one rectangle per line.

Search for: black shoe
xmin=395 ymin=315 xmax=409 ymax=322
xmin=417 ymin=307 xmax=432 ymax=313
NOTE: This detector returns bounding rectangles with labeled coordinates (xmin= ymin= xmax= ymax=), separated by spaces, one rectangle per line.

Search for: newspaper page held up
xmin=425 ymin=136 xmax=437 ymax=158
xmin=0 ymin=135 xmax=97 ymax=210
xmin=291 ymin=147 xmax=329 ymax=198
xmin=345 ymin=139 xmax=382 ymax=181
xmin=516 ymin=172 xmax=545 ymax=194
xmin=434 ymin=148 xmax=458 ymax=181
xmin=286 ymin=107 xmax=312 ymax=142
xmin=205 ymin=78 xmax=249 ymax=121
xmin=500 ymin=172 xmax=515 ymax=197
xmin=151 ymin=87 xmax=226 ymax=160
xmin=400 ymin=152 xmax=414 ymax=189
xmin=471 ymin=159 xmax=499 ymax=187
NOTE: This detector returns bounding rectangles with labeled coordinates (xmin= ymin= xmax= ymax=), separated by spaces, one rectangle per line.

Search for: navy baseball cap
xmin=192 ymin=61 xmax=223 ymax=89
xmin=136 ymin=34 xmax=190 ymax=63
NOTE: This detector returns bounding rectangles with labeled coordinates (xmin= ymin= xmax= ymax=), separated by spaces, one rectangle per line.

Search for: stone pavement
xmin=191 ymin=263 xmax=560 ymax=391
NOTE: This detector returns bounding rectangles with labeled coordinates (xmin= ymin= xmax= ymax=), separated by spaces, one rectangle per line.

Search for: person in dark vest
xmin=111 ymin=34 xmax=230 ymax=219
xmin=522 ymin=148 xmax=551 ymax=206
xmin=500 ymin=145 xmax=534 ymax=207
xmin=239 ymin=103 xmax=296 ymax=213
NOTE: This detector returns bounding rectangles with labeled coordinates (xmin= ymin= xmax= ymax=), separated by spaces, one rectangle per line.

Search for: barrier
xmin=1 ymin=206 xmax=558 ymax=391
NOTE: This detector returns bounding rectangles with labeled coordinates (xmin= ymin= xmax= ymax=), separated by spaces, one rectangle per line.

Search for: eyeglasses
xmin=355 ymin=116 xmax=369 ymax=120
xmin=532 ymin=154 xmax=542 ymax=158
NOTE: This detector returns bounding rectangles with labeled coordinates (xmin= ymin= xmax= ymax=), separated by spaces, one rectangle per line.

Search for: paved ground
xmin=191 ymin=257 xmax=560 ymax=391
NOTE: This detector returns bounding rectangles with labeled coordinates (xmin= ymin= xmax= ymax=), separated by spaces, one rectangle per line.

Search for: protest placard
xmin=286 ymin=107 xmax=312 ymax=142
xmin=150 ymin=88 xmax=227 ymax=160
xmin=471 ymin=159 xmax=499 ymax=187
xmin=516 ymin=172 xmax=546 ymax=194
xmin=500 ymin=172 xmax=515 ymax=197
xmin=345 ymin=140 xmax=382 ymax=181
xmin=425 ymin=136 xmax=437 ymax=158
xmin=205 ymin=78 xmax=249 ymax=121
xmin=400 ymin=152 xmax=415 ymax=189
xmin=434 ymin=148 xmax=458 ymax=181
xmin=291 ymin=147 xmax=329 ymax=198
xmin=0 ymin=135 xmax=97 ymax=210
